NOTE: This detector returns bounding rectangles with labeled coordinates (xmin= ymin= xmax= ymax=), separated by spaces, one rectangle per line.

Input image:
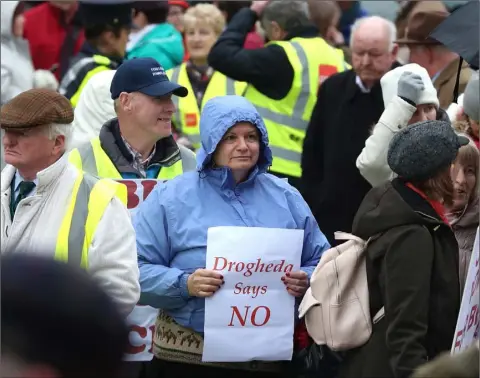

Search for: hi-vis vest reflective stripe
xmin=68 ymin=137 xmax=184 ymax=181
xmin=70 ymin=55 xmax=113 ymax=108
xmin=54 ymin=170 xmax=126 ymax=268
xmin=244 ymin=37 xmax=347 ymax=178
xmin=167 ymin=63 xmax=247 ymax=149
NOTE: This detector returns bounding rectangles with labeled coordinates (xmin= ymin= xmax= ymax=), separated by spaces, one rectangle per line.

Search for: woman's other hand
xmin=282 ymin=271 xmax=309 ymax=297
xmin=187 ymin=269 xmax=224 ymax=297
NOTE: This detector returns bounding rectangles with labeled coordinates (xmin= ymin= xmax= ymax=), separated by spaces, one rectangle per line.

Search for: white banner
xmin=202 ymin=226 xmax=303 ymax=362
xmin=117 ymin=179 xmax=164 ymax=362
xmin=452 ymin=227 xmax=479 ymax=354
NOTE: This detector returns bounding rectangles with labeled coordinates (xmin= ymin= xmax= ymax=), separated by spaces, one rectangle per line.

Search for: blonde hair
xmin=183 ymin=4 xmax=225 ymax=36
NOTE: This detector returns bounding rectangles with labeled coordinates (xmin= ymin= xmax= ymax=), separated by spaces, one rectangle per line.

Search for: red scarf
xmin=406 ymin=182 xmax=449 ymax=225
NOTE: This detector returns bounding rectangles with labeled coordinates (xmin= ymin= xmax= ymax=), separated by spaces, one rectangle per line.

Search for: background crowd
xmin=1 ymin=1 xmax=479 ymax=378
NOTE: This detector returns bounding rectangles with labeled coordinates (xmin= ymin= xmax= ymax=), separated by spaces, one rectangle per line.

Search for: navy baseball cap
xmin=110 ymin=58 xmax=188 ymax=99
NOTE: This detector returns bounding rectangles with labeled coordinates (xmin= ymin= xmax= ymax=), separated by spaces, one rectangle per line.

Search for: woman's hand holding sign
xmin=282 ymin=271 xmax=309 ymax=297
xmin=187 ymin=269 xmax=224 ymax=297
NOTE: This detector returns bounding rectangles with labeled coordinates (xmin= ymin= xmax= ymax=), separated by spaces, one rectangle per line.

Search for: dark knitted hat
xmin=387 ymin=120 xmax=469 ymax=181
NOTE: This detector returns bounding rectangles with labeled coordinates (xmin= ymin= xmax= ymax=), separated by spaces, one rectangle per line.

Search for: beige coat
xmin=434 ymin=58 xmax=472 ymax=110
xmin=1 ymin=155 xmax=140 ymax=316
xmin=447 ymin=197 xmax=480 ymax=295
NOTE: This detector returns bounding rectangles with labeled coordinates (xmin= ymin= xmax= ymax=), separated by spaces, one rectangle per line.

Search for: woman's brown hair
xmin=411 ymin=166 xmax=455 ymax=208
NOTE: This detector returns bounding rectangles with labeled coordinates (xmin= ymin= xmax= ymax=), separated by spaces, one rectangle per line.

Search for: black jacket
xmin=301 ymin=66 xmax=399 ymax=244
xmin=208 ymin=7 xmax=319 ymax=100
xmin=340 ymin=179 xmax=460 ymax=378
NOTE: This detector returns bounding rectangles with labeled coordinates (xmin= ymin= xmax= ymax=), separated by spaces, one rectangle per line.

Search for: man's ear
xmin=391 ymin=43 xmax=399 ymax=60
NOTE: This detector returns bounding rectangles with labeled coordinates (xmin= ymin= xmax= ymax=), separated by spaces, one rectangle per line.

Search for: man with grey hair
xmin=208 ymin=0 xmax=348 ymax=188
xmin=0 ymin=88 xmax=140 ymax=318
xmin=301 ymin=16 xmax=401 ymax=246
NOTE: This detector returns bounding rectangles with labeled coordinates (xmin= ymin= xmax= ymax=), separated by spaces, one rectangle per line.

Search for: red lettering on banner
xmin=119 ymin=180 xmax=160 ymax=209
xmin=127 ymin=325 xmax=147 ymax=354
xmin=467 ymin=305 xmax=479 ymax=331
xmin=147 ymin=325 xmax=155 ymax=354
xmin=126 ymin=324 xmax=156 ymax=355
xmin=141 ymin=180 xmax=158 ymax=200
xmin=122 ymin=180 xmax=140 ymax=209
xmin=454 ymin=329 xmax=463 ymax=350
xmin=228 ymin=305 xmax=271 ymax=327
xmin=470 ymin=258 xmax=479 ymax=303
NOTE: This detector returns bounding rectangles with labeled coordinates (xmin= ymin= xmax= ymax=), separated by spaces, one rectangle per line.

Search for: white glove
xmin=33 ymin=70 xmax=58 ymax=91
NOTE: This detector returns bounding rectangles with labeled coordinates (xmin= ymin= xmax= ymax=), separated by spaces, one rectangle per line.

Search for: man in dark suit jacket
xmin=301 ymin=15 xmax=401 ymax=245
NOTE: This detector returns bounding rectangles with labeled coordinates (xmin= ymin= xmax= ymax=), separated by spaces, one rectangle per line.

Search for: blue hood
xmin=196 ymin=95 xmax=272 ymax=172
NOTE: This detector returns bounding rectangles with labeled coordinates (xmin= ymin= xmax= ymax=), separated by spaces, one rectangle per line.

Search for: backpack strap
xmin=334 ymin=232 xmax=365 ymax=244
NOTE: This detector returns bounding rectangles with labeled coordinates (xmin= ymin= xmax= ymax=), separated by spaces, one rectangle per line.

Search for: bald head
xmin=350 ymin=16 xmax=398 ymax=89
xmin=350 ymin=16 xmax=396 ymax=52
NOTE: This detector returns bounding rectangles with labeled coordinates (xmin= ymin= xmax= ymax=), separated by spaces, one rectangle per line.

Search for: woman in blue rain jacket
xmin=134 ymin=95 xmax=330 ymax=376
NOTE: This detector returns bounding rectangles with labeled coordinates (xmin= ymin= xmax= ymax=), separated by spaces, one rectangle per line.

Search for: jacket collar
xmin=433 ymin=57 xmax=467 ymax=87
xmin=345 ymin=61 xmax=403 ymax=102
xmin=447 ymin=196 xmax=480 ymax=228
xmin=392 ymin=178 xmax=446 ymax=225
xmin=1 ymin=154 xmax=68 ymax=195
xmin=99 ymin=118 xmax=181 ymax=175
xmin=203 ymin=165 xmax=261 ymax=192
xmin=285 ymin=25 xmax=320 ymax=41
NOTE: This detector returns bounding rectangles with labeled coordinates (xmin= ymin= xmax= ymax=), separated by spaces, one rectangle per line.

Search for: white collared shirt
xmin=355 ymin=76 xmax=371 ymax=93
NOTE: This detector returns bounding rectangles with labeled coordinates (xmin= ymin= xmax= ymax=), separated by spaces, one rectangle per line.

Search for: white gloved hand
xmin=397 ymin=71 xmax=424 ymax=105
xmin=33 ymin=70 xmax=59 ymax=91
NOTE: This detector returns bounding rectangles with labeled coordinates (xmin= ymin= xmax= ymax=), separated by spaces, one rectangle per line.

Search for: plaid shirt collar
xmin=121 ymin=136 xmax=156 ymax=178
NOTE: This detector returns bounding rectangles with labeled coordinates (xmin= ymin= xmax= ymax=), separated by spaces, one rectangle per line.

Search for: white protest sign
xmin=117 ymin=179 xmax=164 ymax=362
xmin=452 ymin=227 xmax=479 ymax=354
xmin=202 ymin=226 xmax=304 ymax=362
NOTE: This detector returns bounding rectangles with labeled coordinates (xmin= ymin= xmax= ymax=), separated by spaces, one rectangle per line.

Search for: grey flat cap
xmin=463 ymin=72 xmax=479 ymax=122
xmin=388 ymin=120 xmax=470 ymax=181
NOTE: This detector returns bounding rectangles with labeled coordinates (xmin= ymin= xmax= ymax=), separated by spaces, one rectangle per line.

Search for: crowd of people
xmin=1 ymin=1 xmax=479 ymax=378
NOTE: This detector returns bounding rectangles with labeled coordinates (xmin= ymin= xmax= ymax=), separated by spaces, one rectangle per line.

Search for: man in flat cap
xmin=59 ymin=1 xmax=133 ymax=107
xmin=69 ymin=57 xmax=196 ymax=378
xmin=0 ymin=89 xmax=140 ymax=318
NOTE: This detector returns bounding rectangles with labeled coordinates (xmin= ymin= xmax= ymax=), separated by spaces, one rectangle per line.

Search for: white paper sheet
xmin=202 ymin=226 xmax=304 ymax=362
xmin=452 ymin=227 xmax=479 ymax=354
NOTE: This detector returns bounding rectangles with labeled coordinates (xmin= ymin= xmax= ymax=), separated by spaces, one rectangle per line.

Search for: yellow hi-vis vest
xmin=244 ymin=37 xmax=348 ymax=178
xmin=167 ymin=63 xmax=247 ymax=149
xmin=68 ymin=137 xmax=184 ymax=180
xmin=54 ymin=169 xmax=127 ymax=269
xmin=69 ymin=55 xmax=116 ymax=108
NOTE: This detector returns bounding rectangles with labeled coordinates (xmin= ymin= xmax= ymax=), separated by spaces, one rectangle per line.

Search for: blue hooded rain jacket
xmin=134 ymin=95 xmax=330 ymax=333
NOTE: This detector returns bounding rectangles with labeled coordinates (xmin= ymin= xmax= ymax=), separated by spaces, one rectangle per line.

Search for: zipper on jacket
xmin=415 ymin=211 xmax=440 ymax=223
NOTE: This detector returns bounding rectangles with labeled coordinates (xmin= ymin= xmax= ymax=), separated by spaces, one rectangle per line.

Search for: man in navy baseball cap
xmin=111 ymin=57 xmax=188 ymax=99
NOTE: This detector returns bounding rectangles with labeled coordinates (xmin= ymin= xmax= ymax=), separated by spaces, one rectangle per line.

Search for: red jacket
xmin=23 ymin=3 xmax=85 ymax=80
